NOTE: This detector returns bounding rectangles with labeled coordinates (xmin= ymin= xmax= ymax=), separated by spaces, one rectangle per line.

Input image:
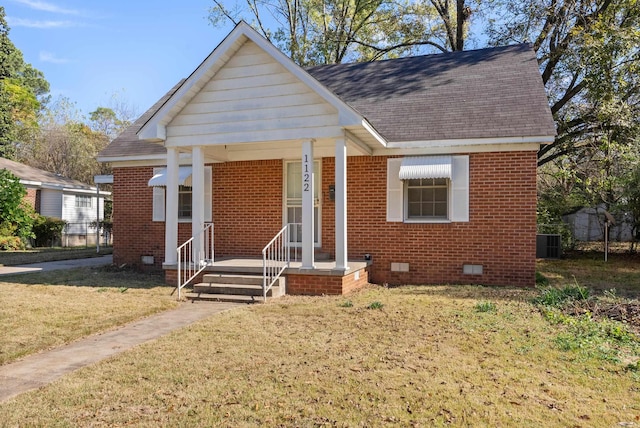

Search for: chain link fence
xmin=61 ymin=222 xmax=112 ymax=248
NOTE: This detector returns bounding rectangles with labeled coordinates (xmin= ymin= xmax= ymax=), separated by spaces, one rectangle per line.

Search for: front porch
xmin=165 ymin=257 xmax=370 ymax=302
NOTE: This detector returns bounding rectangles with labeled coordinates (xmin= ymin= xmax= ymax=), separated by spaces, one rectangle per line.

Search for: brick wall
xmin=212 ymin=159 xmax=283 ymax=257
xmin=112 ymin=167 xmax=166 ymax=268
xmin=23 ymin=187 xmax=39 ymax=211
xmin=332 ymin=152 xmax=537 ymax=287
xmin=113 ymin=150 xmax=537 ymax=286
xmin=287 ymin=268 xmax=369 ymax=295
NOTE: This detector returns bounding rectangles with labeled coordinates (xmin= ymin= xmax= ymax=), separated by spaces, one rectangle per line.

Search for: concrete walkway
xmin=0 ymin=255 xmax=113 ymax=276
xmin=0 ymin=301 xmax=241 ymax=402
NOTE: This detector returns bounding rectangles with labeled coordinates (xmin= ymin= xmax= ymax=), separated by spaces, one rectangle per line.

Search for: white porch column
xmin=301 ymin=139 xmax=315 ymax=269
xmin=334 ymin=137 xmax=349 ymax=271
xmin=164 ymin=147 xmax=179 ymax=265
xmin=191 ymin=146 xmax=205 ymax=261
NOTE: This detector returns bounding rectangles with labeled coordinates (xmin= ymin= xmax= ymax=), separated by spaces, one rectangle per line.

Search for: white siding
xmin=62 ymin=192 xmax=101 ymax=235
xmin=39 ymin=189 xmax=63 ymax=218
xmin=167 ymin=41 xmax=340 ymax=145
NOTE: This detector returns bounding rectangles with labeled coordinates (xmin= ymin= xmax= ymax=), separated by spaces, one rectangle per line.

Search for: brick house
xmin=98 ymin=22 xmax=555 ymax=296
xmin=0 ymin=157 xmax=110 ymax=246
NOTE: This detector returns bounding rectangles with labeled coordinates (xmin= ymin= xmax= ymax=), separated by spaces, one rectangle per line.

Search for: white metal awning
xmin=399 ymin=156 xmax=452 ymax=180
xmin=148 ymin=166 xmax=193 ymax=187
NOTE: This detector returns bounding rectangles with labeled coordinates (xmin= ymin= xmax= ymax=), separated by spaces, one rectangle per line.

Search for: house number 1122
xmin=303 ymin=154 xmax=310 ymax=192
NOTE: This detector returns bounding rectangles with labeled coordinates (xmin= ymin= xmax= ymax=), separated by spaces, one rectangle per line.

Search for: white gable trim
xmin=137 ymin=21 xmax=367 ymax=142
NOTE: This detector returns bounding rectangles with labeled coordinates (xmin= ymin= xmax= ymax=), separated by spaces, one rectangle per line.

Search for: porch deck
xmin=206 ymin=257 xmax=369 ymax=276
xmin=166 ymin=257 xmax=371 ymax=296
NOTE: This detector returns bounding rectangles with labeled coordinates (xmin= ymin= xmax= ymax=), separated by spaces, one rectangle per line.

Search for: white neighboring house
xmin=0 ymin=157 xmax=111 ymax=247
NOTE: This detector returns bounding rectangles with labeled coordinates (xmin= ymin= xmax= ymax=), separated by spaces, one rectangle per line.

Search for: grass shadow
xmin=386 ymin=283 xmax=536 ymax=303
xmin=0 ymin=265 xmax=170 ymax=290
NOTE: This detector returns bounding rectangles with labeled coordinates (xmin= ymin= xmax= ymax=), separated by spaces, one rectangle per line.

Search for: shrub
xmin=0 ymin=170 xmax=35 ymax=240
xmin=32 ymin=216 xmax=66 ymax=247
xmin=533 ymin=284 xmax=590 ymax=307
xmin=0 ymin=236 xmax=25 ymax=250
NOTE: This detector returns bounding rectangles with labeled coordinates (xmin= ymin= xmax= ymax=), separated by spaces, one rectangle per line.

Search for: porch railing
xmin=177 ymin=222 xmax=214 ymax=300
xmin=262 ymin=224 xmax=291 ymax=302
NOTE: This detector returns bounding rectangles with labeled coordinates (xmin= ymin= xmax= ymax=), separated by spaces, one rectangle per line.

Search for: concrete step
xmin=203 ymin=273 xmax=264 ymax=286
xmin=193 ymin=283 xmax=282 ymax=297
xmin=189 ymin=273 xmax=286 ymax=303
xmin=184 ymin=292 xmax=263 ymax=304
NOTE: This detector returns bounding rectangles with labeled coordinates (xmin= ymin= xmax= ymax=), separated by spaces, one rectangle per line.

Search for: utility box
xmin=536 ymin=234 xmax=562 ymax=259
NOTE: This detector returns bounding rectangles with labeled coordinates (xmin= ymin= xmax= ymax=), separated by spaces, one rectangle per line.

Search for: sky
xmin=5 ymin=0 xmax=233 ymax=118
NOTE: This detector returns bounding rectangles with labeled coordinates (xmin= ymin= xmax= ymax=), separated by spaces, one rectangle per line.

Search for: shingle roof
xmin=99 ymin=44 xmax=555 ymax=159
xmin=0 ymin=157 xmax=96 ymax=190
xmin=306 ymin=44 xmax=556 ymax=142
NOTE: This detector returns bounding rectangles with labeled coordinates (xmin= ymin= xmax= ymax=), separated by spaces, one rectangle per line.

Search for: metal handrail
xmin=177 ymin=222 xmax=214 ymax=300
xmin=262 ymin=224 xmax=291 ymax=302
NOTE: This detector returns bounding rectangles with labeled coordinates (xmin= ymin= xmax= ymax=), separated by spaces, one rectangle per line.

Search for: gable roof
xmin=99 ymin=31 xmax=555 ymax=162
xmin=0 ymin=157 xmax=98 ymax=191
xmin=136 ymin=21 xmax=371 ymax=143
xmin=306 ymin=44 xmax=556 ymax=142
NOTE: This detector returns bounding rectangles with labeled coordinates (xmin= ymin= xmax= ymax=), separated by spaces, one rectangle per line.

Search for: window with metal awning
xmin=147 ymin=166 xmax=194 ymax=187
xmin=148 ymin=166 xmax=212 ymax=222
xmin=399 ymin=156 xmax=452 ymax=220
xmin=387 ymin=155 xmax=469 ymax=223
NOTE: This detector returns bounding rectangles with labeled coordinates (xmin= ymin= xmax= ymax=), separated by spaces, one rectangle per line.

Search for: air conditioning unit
xmin=536 ymin=234 xmax=562 ymax=259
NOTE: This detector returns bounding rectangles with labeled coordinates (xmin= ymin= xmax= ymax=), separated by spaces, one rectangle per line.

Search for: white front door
xmin=285 ymin=160 xmax=320 ymax=246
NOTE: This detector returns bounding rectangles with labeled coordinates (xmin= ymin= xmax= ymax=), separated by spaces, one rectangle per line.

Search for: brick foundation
xmin=165 ymin=267 xmax=369 ymax=295
xmin=287 ymin=268 xmax=369 ymax=295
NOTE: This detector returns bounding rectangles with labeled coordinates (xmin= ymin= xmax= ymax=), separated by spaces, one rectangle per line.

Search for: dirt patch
xmin=564 ymin=300 xmax=640 ymax=334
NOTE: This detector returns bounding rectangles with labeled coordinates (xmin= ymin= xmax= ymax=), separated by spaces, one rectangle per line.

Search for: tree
xmin=89 ymin=107 xmax=126 ymax=142
xmin=423 ymin=0 xmax=475 ymax=52
xmin=89 ymin=90 xmax=138 ymax=141
xmin=487 ymin=0 xmax=640 ymax=166
xmin=19 ymin=97 xmax=110 ymax=184
xmin=0 ymin=6 xmax=49 ymax=159
xmin=0 ymin=169 xmax=34 ymax=241
xmin=208 ymin=0 xmax=489 ymax=65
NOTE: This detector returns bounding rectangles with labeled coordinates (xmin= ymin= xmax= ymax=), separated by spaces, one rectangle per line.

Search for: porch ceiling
xmin=195 ymin=136 xmax=377 ymax=163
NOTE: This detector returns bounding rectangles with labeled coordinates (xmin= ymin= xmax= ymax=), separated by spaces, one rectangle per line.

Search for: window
xmin=406 ymin=178 xmax=448 ymax=219
xmin=151 ymin=166 xmax=212 ymax=222
xmin=387 ymin=156 xmax=469 ymax=223
xmin=178 ymin=186 xmax=192 ymax=219
xmin=75 ymin=195 xmax=92 ymax=208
